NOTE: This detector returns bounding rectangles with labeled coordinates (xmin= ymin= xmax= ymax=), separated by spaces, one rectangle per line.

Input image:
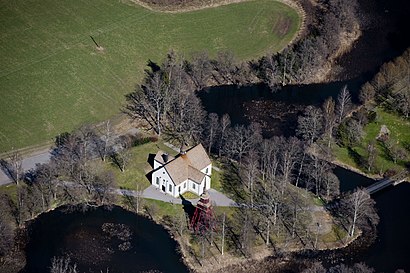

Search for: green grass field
xmin=334 ymin=108 xmax=410 ymax=174
xmin=0 ymin=0 xmax=300 ymax=153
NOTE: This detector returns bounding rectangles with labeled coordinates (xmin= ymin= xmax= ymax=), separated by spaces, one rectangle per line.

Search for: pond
xmin=334 ymin=167 xmax=410 ymax=272
xmin=198 ymin=0 xmax=410 ymax=269
xmin=21 ymin=206 xmax=190 ymax=273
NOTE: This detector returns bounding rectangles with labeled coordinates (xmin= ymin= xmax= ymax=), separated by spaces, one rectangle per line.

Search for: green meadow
xmin=0 ymin=0 xmax=300 ymax=152
xmin=334 ymin=108 xmax=410 ymax=174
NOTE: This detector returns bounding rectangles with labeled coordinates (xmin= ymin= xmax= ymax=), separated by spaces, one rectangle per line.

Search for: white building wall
xmin=152 ymin=167 xmax=174 ymax=195
xmin=200 ymin=164 xmax=212 ymax=177
xmin=151 ymin=163 xmax=212 ymax=198
xmin=153 ymin=160 xmax=163 ymax=170
xmin=200 ymin=164 xmax=212 ymax=191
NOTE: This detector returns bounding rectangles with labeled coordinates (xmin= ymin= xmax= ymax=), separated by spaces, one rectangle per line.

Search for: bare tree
xmin=366 ymin=141 xmax=377 ymax=172
xmin=218 ymin=114 xmax=231 ymax=157
xmin=2 ymin=149 xmax=23 ymax=185
xmin=323 ymin=97 xmax=337 ymax=148
xmin=165 ymin=90 xmax=205 ymax=146
xmin=112 ymin=146 xmax=132 ymax=173
xmin=258 ymin=178 xmax=280 ymax=245
xmin=186 ymin=52 xmax=212 ymax=90
xmin=240 ymin=151 xmax=260 ymax=207
xmin=50 ymin=256 xmax=78 ymax=273
xmin=204 ymin=113 xmax=220 ymax=154
xmin=96 ymin=120 xmax=114 ymax=162
xmin=297 ymin=106 xmax=323 ymax=145
xmin=91 ymin=170 xmax=116 ymax=205
xmin=322 ymin=172 xmax=340 ymax=200
xmin=384 ymin=139 xmax=407 ymax=164
xmin=359 ymin=82 xmax=376 ymax=105
xmin=125 ymin=72 xmax=168 ymax=136
xmin=345 ymin=189 xmax=378 ymax=237
xmin=279 ymin=137 xmax=302 ymax=194
xmin=262 ymin=53 xmax=281 ymax=88
xmin=110 ymin=135 xmax=133 ymax=173
xmin=395 ymin=90 xmax=410 ymax=118
xmin=336 ymin=85 xmax=352 ymax=123
xmin=239 ymin=209 xmax=254 ymax=257
xmin=221 ymin=212 xmax=226 ymax=255
xmin=328 ymin=262 xmax=375 ymax=273
xmin=225 ymin=123 xmax=260 ymax=163
xmin=213 ymin=51 xmax=236 ymax=84
xmin=0 ymin=216 xmax=13 ymax=259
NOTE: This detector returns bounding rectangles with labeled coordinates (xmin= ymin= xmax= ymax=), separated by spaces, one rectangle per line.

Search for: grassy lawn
xmin=105 ymin=140 xmax=175 ymax=190
xmin=181 ymin=191 xmax=200 ymax=199
xmin=0 ymin=183 xmax=17 ymax=202
xmin=210 ymin=165 xmax=223 ymax=192
xmin=334 ymin=108 xmax=410 ymax=174
xmin=0 ymin=0 xmax=300 ymax=153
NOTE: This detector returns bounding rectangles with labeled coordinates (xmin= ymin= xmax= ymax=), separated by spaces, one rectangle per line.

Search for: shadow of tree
xmin=180 ymin=194 xmax=196 ymax=222
xmin=221 ymin=161 xmax=245 ymax=202
xmin=0 ymin=159 xmax=18 ymax=183
xmin=347 ymin=147 xmax=365 ymax=168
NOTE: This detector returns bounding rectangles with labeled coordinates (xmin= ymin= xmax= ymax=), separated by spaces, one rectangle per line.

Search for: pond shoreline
xmin=17 ymin=198 xmax=364 ymax=273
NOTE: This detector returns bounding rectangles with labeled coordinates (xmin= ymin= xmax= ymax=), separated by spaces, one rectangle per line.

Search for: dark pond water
xmin=21 ymin=0 xmax=409 ymax=271
xmin=199 ymin=78 xmax=365 ymax=138
xmin=335 ymin=0 xmax=410 ymax=80
xmin=334 ymin=167 xmax=410 ymax=272
xmin=199 ymin=0 xmax=410 ymax=270
xmin=22 ymin=206 xmax=190 ymax=273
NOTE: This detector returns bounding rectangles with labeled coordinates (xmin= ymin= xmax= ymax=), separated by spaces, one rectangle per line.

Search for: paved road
xmin=0 ymin=149 xmax=51 ymax=186
xmin=0 ymin=128 xmax=141 ymax=186
xmin=116 ymin=185 xmax=237 ymax=207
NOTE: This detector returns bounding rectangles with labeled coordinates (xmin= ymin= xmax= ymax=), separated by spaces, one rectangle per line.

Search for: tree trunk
xmin=221 ymin=213 xmax=225 ymax=255
xmin=266 ymin=218 xmax=270 ymax=245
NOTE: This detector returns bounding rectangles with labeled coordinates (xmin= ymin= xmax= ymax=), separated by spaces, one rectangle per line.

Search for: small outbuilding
xmin=151 ymin=144 xmax=212 ymax=197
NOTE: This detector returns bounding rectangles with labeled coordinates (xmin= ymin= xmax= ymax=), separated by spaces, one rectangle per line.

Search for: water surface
xmin=22 ymin=206 xmax=190 ymax=273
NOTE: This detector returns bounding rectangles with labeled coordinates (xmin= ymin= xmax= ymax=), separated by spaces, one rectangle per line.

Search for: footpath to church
xmin=115 ymin=186 xmax=237 ymax=207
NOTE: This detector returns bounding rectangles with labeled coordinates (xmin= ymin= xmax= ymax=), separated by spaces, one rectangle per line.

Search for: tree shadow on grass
xmin=347 ymin=147 xmax=365 ymax=168
xmin=221 ymin=161 xmax=246 ymax=203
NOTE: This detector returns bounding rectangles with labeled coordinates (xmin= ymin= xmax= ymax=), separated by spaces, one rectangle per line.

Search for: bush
xmin=367 ymin=110 xmax=377 ymax=123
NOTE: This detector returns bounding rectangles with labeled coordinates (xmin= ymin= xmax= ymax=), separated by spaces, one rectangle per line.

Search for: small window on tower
xmin=192 ymin=183 xmax=196 ymax=190
xmin=156 ymin=177 xmax=159 ymax=185
xmin=169 ymin=184 xmax=172 ymax=192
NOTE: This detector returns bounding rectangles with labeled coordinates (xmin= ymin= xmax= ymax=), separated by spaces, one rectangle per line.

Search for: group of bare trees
xmin=359 ymin=47 xmax=410 ymax=118
xmin=295 ymin=85 xmax=354 ymax=153
xmin=125 ymin=51 xmax=206 ymax=147
xmin=213 ymin=132 xmax=343 ymax=253
xmin=334 ymin=47 xmax=410 ymax=172
xmin=255 ymin=0 xmax=361 ymax=87
xmin=0 ymin=124 xmax=129 ymax=233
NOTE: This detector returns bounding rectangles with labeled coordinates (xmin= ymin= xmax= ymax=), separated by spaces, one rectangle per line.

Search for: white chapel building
xmin=151 ymin=144 xmax=212 ymax=197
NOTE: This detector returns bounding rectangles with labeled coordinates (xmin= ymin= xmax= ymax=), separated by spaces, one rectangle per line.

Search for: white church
xmin=151 ymin=144 xmax=212 ymax=197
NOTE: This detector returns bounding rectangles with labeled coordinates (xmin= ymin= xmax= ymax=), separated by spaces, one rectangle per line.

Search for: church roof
xmin=154 ymin=150 xmax=174 ymax=165
xmin=158 ymin=144 xmax=211 ymax=185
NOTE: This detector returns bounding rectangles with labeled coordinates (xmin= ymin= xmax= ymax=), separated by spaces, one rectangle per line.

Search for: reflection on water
xmin=22 ymin=206 xmax=189 ymax=273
